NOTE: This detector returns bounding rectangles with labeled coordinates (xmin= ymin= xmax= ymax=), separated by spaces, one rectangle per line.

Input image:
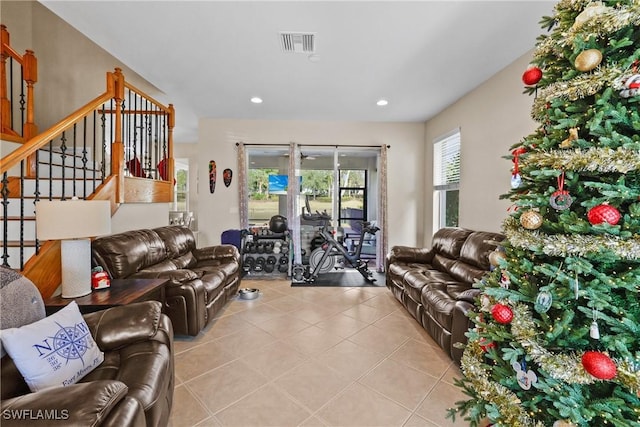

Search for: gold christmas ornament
xmin=560 ymin=127 xmax=579 ymax=148
xmin=575 ymin=49 xmax=603 ymax=72
xmin=573 ymin=2 xmax=610 ymax=28
xmin=553 ymin=421 xmax=577 ymax=427
xmin=489 ymin=250 xmax=506 ymax=267
xmin=520 ymin=210 xmax=543 ymax=230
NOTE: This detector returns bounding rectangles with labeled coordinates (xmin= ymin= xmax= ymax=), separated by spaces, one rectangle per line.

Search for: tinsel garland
xmin=521 ymin=147 xmax=640 ymax=173
xmin=503 ymin=217 xmax=640 ymax=260
xmin=462 ymin=305 xmax=640 ymax=423
xmin=510 ymin=304 xmax=595 ymax=384
xmin=460 ymin=341 xmax=546 ymax=427
xmin=534 ymin=1 xmax=640 ymax=59
xmin=531 ymin=67 xmax=622 ymax=119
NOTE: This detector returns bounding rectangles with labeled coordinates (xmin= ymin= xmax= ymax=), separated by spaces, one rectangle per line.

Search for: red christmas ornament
xmin=522 ymin=66 xmax=543 ymax=85
xmin=587 ymin=204 xmax=621 ymax=225
xmin=582 ymin=351 xmax=617 ymax=380
xmin=491 ymin=303 xmax=514 ymax=324
xmin=479 ymin=338 xmax=496 ymax=352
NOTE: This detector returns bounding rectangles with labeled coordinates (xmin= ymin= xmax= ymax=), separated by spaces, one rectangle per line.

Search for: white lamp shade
xmin=35 ymin=199 xmax=111 ymax=240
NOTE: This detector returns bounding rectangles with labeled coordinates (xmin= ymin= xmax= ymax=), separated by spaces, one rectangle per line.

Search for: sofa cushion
xmin=153 ymin=226 xmax=196 ymax=259
xmin=195 ymin=261 xmax=239 ymax=280
xmin=431 ymin=228 xmax=474 ymax=259
xmin=92 ymin=229 xmax=167 ymax=279
xmin=448 ymin=261 xmax=488 ymax=285
xmin=432 ymin=254 xmax=457 ymax=274
xmin=388 ymin=261 xmax=431 ymax=282
xmin=1 ymin=302 xmax=104 ymax=392
xmin=458 ymin=231 xmax=503 ymax=270
xmin=421 ymin=283 xmax=470 ymax=331
xmin=403 ymin=269 xmax=458 ymax=303
xmin=172 ymin=252 xmax=198 ymax=269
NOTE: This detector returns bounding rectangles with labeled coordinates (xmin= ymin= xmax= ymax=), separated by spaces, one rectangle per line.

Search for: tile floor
xmin=169 ymin=279 xmax=470 ymax=427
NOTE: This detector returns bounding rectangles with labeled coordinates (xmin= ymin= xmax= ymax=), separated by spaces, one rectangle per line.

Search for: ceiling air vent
xmin=279 ymin=32 xmax=316 ymax=54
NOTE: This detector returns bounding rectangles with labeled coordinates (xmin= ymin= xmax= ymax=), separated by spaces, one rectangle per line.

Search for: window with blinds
xmin=433 ymin=130 xmax=460 ymax=230
xmin=434 ymin=132 xmax=461 ymax=190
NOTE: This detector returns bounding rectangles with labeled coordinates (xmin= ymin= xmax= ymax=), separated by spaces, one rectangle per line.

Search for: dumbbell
xmin=264 ymin=242 xmax=274 ymax=253
xmin=254 ymin=256 xmax=266 ymax=272
xmin=242 ymin=256 xmax=255 ymax=272
xmin=264 ymin=255 xmax=277 ymax=273
xmin=256 ymin=243 xmax=265 ymax=254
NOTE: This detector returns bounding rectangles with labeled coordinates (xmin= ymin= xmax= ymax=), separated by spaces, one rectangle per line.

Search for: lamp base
xmin=61 ymin=239 xmax=92 ymax=298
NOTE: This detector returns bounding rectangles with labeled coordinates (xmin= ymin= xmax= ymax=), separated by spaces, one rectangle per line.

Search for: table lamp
xmin=35 ymin=198 xmax=111 ymax=298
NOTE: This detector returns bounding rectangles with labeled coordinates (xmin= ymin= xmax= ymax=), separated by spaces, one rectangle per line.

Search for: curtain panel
xmin=376 ymin=145 xmax=388 ymax=272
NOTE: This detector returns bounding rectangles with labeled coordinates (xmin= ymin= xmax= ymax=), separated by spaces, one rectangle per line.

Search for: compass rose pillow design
xmin=0 ymin=301 xmax=104 ymax=392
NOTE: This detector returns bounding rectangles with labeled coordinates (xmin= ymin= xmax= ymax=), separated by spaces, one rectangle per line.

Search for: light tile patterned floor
xmin=169 ymin=279 xmax=470 ymax=427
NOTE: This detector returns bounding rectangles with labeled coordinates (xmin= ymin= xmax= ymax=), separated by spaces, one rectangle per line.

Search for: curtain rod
xmin=236 ymin=142 xmax=390 ymax=149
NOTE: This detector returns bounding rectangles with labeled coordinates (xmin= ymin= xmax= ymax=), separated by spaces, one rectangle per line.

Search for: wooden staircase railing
xmin=1 ymin=24 xmax=37 ymax=142
xmin=1 ymin=25 xmax=175 ymax=298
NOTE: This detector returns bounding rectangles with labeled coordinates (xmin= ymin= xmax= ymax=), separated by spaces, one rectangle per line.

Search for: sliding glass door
xmin=245 ymin=146 xmax=381 ymax=265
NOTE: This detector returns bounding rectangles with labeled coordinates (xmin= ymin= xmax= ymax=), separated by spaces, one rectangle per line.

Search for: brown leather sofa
xmin=386 ymin=227 xmax=504 ymax=363
xmin=91 ymin=225 xmax=241 ymax=337
xmin=0 ymin=267 xmax=174 ymax=427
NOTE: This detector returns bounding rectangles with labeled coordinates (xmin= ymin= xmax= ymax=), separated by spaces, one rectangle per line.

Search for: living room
xmin=5 ymin=1 xmax=638 ymax=426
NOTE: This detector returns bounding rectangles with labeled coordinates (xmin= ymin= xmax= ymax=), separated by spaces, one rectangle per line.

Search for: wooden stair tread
xmin=4 ymin=240 xmax=37 ymax=247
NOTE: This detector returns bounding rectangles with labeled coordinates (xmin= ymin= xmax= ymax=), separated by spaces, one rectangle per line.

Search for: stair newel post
xmin=112 ymin=68 xmax=126 ymax=203
xmin=167 ymin=103 xmax=175 ymax=193
xmin=0 ymin=25 xmax=12 ymax=136
xmin=22 ymin=50 xmax=37 ymax=139
xmin=23 ymin=50 xmax=38 ymax=177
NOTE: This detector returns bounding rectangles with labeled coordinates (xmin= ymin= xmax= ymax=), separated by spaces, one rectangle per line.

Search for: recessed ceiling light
xmin=376 ymin=99 xmax=388 ymax=106
xmin=250 ymin=97 xmax=263 ymax=104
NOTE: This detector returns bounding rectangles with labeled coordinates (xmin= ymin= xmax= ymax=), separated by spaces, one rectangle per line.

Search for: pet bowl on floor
xmin=238 ymin=288 xmax=260 ymax=300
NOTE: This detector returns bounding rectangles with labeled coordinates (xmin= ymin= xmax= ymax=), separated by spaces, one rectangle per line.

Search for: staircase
xmin=1 ymin=25 xmax=176 ymax=298
xmin=1 ymin=148 xmax=104 ymax=268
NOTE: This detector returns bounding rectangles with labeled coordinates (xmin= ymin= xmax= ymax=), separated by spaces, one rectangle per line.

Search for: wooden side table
xmin=44 ymin=278 xmax=168 ymax=315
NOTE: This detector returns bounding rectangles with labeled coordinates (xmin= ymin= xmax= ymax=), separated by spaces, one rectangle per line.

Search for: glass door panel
xmin=247 ymin=148 xmax=288 ymax=226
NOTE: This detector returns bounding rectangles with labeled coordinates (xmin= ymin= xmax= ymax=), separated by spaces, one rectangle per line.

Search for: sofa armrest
xmin=456 ymin=288 xmax=481 ymax=304
xmin=83 ymin=301 xmax=165 ymax=351
xmin=193 ymin=244 xmax=240 ymax=264
xmin=0 ymin=380 xmax=128 ymax=426
xmin=386 ymin=246 xmax=434 ymax=266
xmin=450 ymin=293 xmax=481 ymax=364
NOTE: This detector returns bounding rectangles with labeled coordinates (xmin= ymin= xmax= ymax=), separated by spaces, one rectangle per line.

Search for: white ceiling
xmin=39 ymin=1 xmax=555 ymax=142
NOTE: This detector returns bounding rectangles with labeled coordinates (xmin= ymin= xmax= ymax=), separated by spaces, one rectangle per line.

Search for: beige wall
xmin=424 ymin=50 xmax=538 ymax=244
xmin=195 ymin=119 xmax=425 ymax=248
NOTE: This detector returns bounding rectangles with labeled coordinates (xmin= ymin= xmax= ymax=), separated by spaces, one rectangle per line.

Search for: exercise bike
xmin=294 ymin=198 xmax=379 ymax=283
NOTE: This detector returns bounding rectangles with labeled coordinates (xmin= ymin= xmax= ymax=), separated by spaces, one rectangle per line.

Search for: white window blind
xmin=433 ymin=131 xmax=460 ymax=190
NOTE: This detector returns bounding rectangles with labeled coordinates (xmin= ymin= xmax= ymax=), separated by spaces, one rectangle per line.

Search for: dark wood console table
xmin=44 ymin=278 xmax=168 ymax=315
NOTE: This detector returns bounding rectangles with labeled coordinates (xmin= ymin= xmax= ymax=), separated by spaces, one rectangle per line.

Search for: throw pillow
xmin=0 ymin=301 xmax=104 ymax=392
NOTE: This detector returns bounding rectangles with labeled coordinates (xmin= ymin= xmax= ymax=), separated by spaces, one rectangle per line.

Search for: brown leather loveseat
xmin=386 ymin=227 xmax=504 ymax=363
xmin=91 ymin=226 xmax=241 ymax=336
xmin=1 ymin=267 xmax=173 ymax=427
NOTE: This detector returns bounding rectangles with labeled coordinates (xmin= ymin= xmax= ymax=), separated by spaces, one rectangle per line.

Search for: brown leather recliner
xmin=91 ymin=226 xmax=241 ymax=336
xmin=386 ymin=227 xmax=504 ymax=363
xmin=0 ymin=267 xmax=174 ymax=427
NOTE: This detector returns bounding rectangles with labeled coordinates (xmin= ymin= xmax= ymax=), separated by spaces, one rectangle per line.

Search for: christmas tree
xmin=449 ymin=1 xmax=640 ymax=426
